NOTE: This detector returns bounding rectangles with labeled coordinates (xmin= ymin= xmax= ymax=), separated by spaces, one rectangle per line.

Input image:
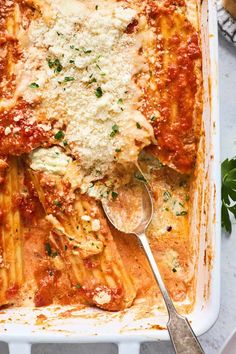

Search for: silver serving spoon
xmin=102 ymin=169 xmax=204 ymax=354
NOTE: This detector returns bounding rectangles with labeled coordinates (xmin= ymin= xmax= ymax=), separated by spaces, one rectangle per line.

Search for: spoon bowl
xmin=102 ymin=176 xmax=153 ymax=236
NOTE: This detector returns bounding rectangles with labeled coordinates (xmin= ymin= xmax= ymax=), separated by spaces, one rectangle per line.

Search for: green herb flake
xmin=64 ymin=245 xmax=68 ymax=251
xmin=163 ymin=191 xmax=171 ymax=202
xmin=172 ymin=268 xmax=177 ymax=273
xmin=54 ymin=130 xmax=64 ymax=140
xmin=151 ymin=115 xmax=157 ymax=121
xmin=95 ymin=4 xmax=98 ymax=10
xmin=88 ymin=77 xmax=97 ymax=84
xmin=95 ymin=86 xmax=103 ymax=98
xmin=176 ymin=211 xmax=188 ymax=216
xmin=45 ymin=242 xmax=52 ymax=256
xmin=47 ymin=58 xmax=63 ymax=73
xmin=52 ymin=251 xmax=58 ymax=258
xmin=134 ymin=172 xmax=147 ymax=183
xmin=53 ymin=200 xmax=62 ymax=207
xmin=64 ymin=76 xmax=75 ymax=82
xmin=111 ymin=191 xmax=118 ymax=200
xmin=115 ymin=148 xmax=121 ymax=153
xmin=136 ymin=122 xmax=142 ymax=129
xmin=76 ymin=283 xmax=81 ymax=289
xmin=117 ymin=98 xmax=123 ymax=105
xmin=82 ymin=48 xmax=92 ymax=54
xmin=110 ymin=124 xmax=119 ymax=137
xmin=63 ymin=140 xmax=68 ymax=146
xmin=29 ymin=82 xmax=39 ymax=88
xmin=69 ymin=60 xmax=75 ymax=64
xmin=221 ymin=157 xmax=236 ymax=234
xmin=185 ymin=194 xmax=190 ymax=201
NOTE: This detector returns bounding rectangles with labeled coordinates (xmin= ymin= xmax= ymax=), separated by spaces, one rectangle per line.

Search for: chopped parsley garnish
xmin=95 ymin=4 xmax=98 ymax=10
xmin=64 ymin=76 xmax=75 ymax=82
xmin=54 ymin=130 xmax=64 ymax=140
xmin=51 ymin=251 xmax=58 ymax=258
xmin=117 ymin=98 xmax=123 ymax=105
xmin=69 ymin=60 xmax=75 ymax=64
xmin=151 ymin=115 xmax=157 ymax=121
xmin=70 ymin=45 xmax=75 ymax=49
xmin=221 ymin=157 xmax=236 ymax=233
xmin=111 ymin=191 xmax=119 ymax=200
xmin=163 ymin=191 xmax=171 ymax=202
xmin=185 ymin=194 xmax=190 ymax=201
xmin=29 ymin=82 xmax=39 ymax=88
xmin=63 ymin=140 xmax=68 ymax=146
xmin=45 ymin=243 xmax=52 ymax=256
xmin=56 ymin=31 xmax=62 ymax=36
xmin=176 ymin=210 xmax=188 ymax=216
xmin=134 ymin=172 xmax=147 ymax=183
xmin=47 ymin=58 xmax=63 ymax=73
xmin=82 ymin=48 xmax=92 ymax=54
xmin=136 ymin=122 xmax=142 ymax=129
xmin=88 ymin=77 xmax=97 ymax=84
xmin=64 ymin=245 xmax=68 ymax=251
xmin=115 ymin=148 xmax=121 ymax=152
xmin=110 ymin=124 xmax=119 ymax=137
xmin=172 ymin=268 xmax=177 ymax=273
xmin=95 ymin=86 xmax=103 ymax=98
xmin=53 ymin=200 xmax=62 ymax=207
xmin=76 ymin=283 xmax=81 ymax=289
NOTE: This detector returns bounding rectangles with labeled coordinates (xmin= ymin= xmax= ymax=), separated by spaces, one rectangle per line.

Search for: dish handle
xmin=118 ymin=342 xmax=140 ymax=354
xmin=9 ymin=342 xmax=31 ymax=354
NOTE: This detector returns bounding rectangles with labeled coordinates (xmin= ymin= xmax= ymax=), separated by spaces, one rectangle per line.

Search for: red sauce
xmin=6 ymin=284 xmax=19 ymax=299
xmin=0 ymin=101 xmax=50 ymax=155
xmin=34 ymin=268 xmax=61 ymax=307
xmin=125 ymin=18 xmax=139 ymax=34
xmin=12 ymin=168 xmax=44 ymax=224
xmin=138 ymin=0 xmax=202 ymax=174
xmin=83 ymin=284 xmax=124 ymax=311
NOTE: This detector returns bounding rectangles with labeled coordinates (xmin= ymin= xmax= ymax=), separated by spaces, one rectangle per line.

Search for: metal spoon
xmin=102 ymin=169 xmax=204 ymax=354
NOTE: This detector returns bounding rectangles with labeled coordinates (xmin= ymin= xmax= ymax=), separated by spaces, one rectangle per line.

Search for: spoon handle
xmin=138 ymin=232 xmax=204 ymax=354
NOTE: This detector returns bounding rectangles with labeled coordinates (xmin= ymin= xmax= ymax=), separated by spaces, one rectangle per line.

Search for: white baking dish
xmin=0 ymin=1 xmax=220 ymax=353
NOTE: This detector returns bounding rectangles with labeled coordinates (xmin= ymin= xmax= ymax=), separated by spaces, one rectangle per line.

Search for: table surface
xmin=0 ymin=32 xmax=235 ymax=354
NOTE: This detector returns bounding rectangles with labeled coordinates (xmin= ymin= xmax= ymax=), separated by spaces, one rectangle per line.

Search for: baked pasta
xmin=0 ymin=0 xmax=202 ymax=311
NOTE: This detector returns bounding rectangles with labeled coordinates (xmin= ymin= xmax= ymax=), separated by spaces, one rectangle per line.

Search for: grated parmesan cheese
xmin=4 ymin=127 xmax=11 ymax=135
xmin=17 ymin=0 xmax=154 ymax=184
xmin=93 ymin=288 xmax=111 ymax=305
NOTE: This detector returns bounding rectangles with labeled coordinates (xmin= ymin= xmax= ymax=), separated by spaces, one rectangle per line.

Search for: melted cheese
xmin=17 ymin=0 xmax=154 ymax=181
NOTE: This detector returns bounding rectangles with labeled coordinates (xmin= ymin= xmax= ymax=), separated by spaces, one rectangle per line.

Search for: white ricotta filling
xmin=29 ymin=146 xmax=72 ymax=175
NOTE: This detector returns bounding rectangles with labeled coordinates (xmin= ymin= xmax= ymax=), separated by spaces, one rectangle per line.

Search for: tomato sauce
xmin=137 ymin=0 xmax=202 ymax=173
xmin=0 ymin=101 xmax=50 ymax=155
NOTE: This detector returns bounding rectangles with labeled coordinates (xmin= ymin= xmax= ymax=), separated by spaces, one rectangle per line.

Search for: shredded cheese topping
xmin=18 ymin=0 xmax=154 ymax=183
